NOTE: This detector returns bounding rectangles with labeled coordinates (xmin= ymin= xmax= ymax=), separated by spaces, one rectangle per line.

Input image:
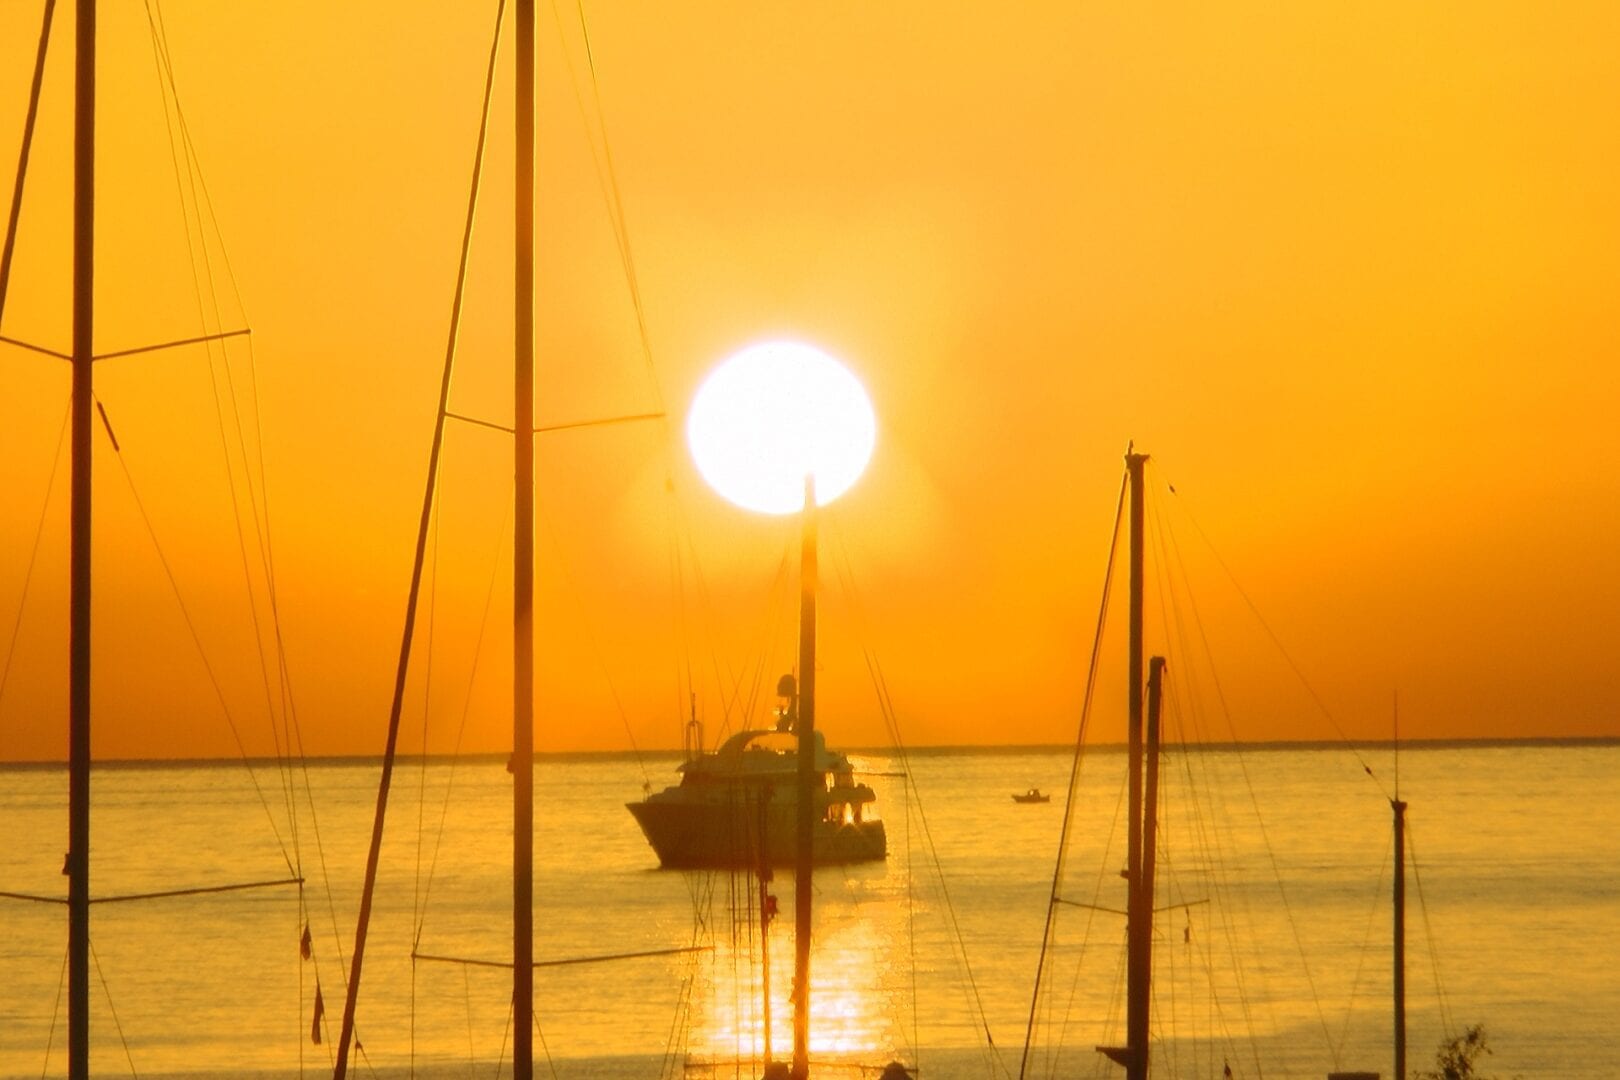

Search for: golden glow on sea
xmin=2 ymin=2 xmax=1618 ymax=758
xmin=690 ymin=870 xmax=900 ymax=1068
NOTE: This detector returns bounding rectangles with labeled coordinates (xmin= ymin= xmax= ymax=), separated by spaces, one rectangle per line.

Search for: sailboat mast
xmin=1123 ymin=450 xmax=1148 ymax=1080
xmin=513 ymin=0 xmax=537 ymax=1075
xmin=1393 ymin=796 xmax=1407 ymax=1080
xmin=791 ymin=475 xmax=817 ymax=1080
xmin=1133 ymin=656 xmax=1165 ymax=1080
xmin=68 ymin=1 xmax=96 ymax=1077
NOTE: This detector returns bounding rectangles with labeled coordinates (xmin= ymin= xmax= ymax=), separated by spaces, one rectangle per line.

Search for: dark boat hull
xmin=626 ymin=797 xmax=886 ymax=868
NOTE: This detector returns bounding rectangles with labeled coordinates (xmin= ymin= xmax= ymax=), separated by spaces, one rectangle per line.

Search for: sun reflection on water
xmin=689 ymin=860 xmax=906 ymax=1071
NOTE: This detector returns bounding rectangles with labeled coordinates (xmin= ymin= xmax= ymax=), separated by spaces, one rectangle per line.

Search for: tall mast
xmin=1134 ymin=656 xmax=1165 ymax=1080
xmin=791 ymin=475 xmax=818 ymax=1080
xmin=513 ymin=0 xmax=537 ymax=1074
xmin=1098 ymin=451 xmax=1154 ymax=1079
xmin=1392 ymin=795 xmax=1407 ymax=1080
xmin=1123 ymin=450 xmax=1148 ymax=1080
xmin=68 ymin=1 xmax=96 ymax=1077
xmin=1391 ymin=693 xmax=1406 ymax=1080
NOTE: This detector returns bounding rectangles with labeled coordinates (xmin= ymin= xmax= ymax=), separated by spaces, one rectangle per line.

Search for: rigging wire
xmin=493 ymin=992 xmax=514 ymax=1080
xmin=0 ymin=0 xmax=328 ymax=1065
xmin=331 ymin=0 xmax=508 ymax=1065
xmin=555 ymin=0 xmax=664 ymax=415
xmin=140 ymin=0 xmax=252 ymax=317
xmin=1334 ymin=827 xmax=1393 ymax=1063
xmin=1154 ymin=478 xmax=1343 ymax=1071
xmin=537 ymin=494 xmax=652 ymax=784
xmin=534 ymin=1009 xmax=561 ymax=1080
xmin=141 ymin=0 xmax=274 ymax=710
xmin=410 ymin=491 xmax=445 ymax=1072
xmin=670 ymin=869 xmax=722 ymax=1077
xmin=546 ymin=0 xmax=694 ymax=741
xmin=865 ymin=646 xmax=1009 ymax=1076
xmin=820 ymin=518 xmax=1009 ymax=1076
xmin=1020 ymin=465 xmax=1126 ymax=1080
xmin=1151 ymin=497 xmax=1277 ymax=1074
xmin=36 ymin=942 xmax=68 ymax=1080
xmin=1169 ymin=723 xmax=1267 ymax=1076
xmin=657 ymin=962 xmax=699 ymax=1080
xmin=409 ymin=484 xmax=450 ymax=1070
xmin=1406 ymin=822 xmax=1456 ymax=1039
xmin=1161 ymin=477 xmax=1390 ymax=799
xmin=0 ymin=397 xmax=68 ymax=719
xmin=101 ymin=413 xmax=293 ymax=871
xmin=143 ymin=9 xmax=355 ymax=1049
xmin=88 ymin=938 xmax=138 ymax=1078
xmin=905 ymin=772 xmax=920 ymax=1072
xmin=395 ymin=0 xmax=521 ymax=1060
xmin=550 ymin=0 xmax=776 ymax=789
xmin=415 ymin=503 xmax=511 ymax=947
xmin=142 ymin=0 xmax=299 ymax=826
xmin=139 ymin=11 xmax=344 ymax=1037
xmin=1153 ymin=766 xmax=1181 ymax=1080
xmin=1042 ymin=744 xmax=1129 ymax=1080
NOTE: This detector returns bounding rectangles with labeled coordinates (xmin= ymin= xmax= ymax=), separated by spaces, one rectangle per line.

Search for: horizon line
xmin=1 ymin=733 xmax=1616 ymax=769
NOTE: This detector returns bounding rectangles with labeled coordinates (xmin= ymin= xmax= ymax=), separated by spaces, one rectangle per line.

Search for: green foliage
xmin=1415 ymin=1024 xmax=1496 ymax=1080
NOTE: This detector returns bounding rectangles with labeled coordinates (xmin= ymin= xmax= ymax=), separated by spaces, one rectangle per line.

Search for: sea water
xmin=1 ymin=742 xmax=1615 ymax=1079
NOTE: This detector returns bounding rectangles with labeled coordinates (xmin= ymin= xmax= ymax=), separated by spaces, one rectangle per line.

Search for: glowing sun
xmin=686 ymin=341 xmax=876 ymax=515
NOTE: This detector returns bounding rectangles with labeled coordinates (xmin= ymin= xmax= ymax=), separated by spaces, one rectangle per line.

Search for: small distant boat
xmin=1012 ymin=788 xmax=1051 ymax=804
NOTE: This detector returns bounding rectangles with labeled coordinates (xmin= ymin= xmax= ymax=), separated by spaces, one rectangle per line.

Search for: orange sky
xmin=1 ymin=2 xmax=1617 ymax=761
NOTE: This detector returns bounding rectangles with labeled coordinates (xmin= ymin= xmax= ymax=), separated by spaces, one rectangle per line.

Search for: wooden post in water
xmin=791 ymin=475 xmax=818 ymax=1080
xmin=513 ymin=0 xmax=537 ymax=1074
xmin=1124 ymin=450 xmax=1148 ymax=1080
xmin=68 ymin=1 xmax=96 ymax=1077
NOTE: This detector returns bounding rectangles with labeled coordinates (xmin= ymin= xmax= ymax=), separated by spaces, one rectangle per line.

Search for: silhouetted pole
xmin=791 ymin=475 xmax=818 ymax=1080
xmin=1393 ymin=797 xmax=1408 ymax=1080
xmin=1135 ymin=656 xmax=1166 ymax=1079
xmin=513 ymin=0 xmax=536 ymax=1075
xmin=759 ymin=789 xmax=775 ymax=1063
xmin=1124 ymin=450 xmax=1148 ymax=1080
xmin=68 ymin=2 xmax=96 ymax=1078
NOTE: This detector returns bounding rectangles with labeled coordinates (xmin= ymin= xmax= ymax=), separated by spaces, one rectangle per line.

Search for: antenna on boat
xmin=685 ymin=691 xmax=704 ymax=762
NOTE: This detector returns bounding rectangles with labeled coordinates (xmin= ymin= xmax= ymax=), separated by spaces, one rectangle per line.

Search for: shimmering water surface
xmin=2 ymin=742 xmax=1615 ymax=1078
